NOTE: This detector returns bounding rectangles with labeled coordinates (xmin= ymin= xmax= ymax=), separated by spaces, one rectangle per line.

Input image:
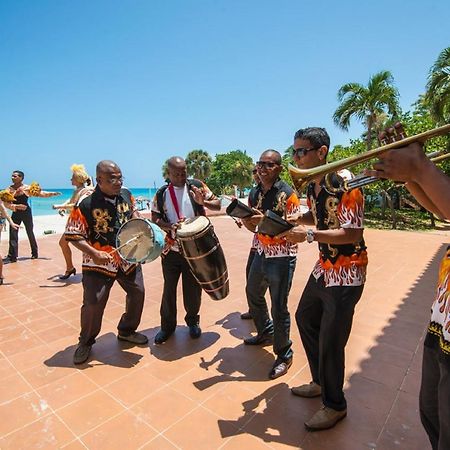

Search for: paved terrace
xmin=0 ymin=216 xmax=448 ymax=449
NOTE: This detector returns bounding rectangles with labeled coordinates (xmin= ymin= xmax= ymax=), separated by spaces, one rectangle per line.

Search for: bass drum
xmin=176 ymin=216 xmax=229 ymax=300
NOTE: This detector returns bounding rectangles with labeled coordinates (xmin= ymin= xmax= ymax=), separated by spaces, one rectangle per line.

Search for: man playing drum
xmin=152 ymin=156 xmax=221 ymax=344
xmin=240 ymin=149 xmax=300 ymax=380
xmin=65 ymin=160 xmax=148 ymax=365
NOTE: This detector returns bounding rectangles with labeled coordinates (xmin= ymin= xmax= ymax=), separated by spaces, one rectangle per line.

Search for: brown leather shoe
xmin=291 ymin=381 xmax=321 ymax=398
xmin=304 ymin=406 xmax=347 ymax=431
xmin=269 ymin=357 xmax=292 ymax=379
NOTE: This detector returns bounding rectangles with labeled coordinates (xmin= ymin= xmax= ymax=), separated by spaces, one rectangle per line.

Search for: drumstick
xmin=110 ymin=232 xmax=145 ymax=255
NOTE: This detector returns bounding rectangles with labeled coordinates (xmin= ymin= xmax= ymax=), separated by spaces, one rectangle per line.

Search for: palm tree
xmin=230 ymin=160 xmax=253 ymax=198
xmin=333 ymin=71 xmax=401 ymax=150
xmin=425 ymin=47 xmax=450 ymax=125
xmin=185 ymin=150 xmax=213 ymax=180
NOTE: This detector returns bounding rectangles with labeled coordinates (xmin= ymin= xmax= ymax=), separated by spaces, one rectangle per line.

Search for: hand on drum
xmin=277 ymin=225 xmax=307 ymax=243
xmin=91 ymin=250 xmax=113 ymax=265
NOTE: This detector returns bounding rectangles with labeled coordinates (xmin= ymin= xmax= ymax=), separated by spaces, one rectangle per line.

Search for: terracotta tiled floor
xmin=0 ymin=217 xmax=448 ymax=449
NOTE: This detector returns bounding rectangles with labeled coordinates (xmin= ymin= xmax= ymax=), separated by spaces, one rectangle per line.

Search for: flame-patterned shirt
xmin=65 ymin=186 xmax=137 ymax=277
xmin=307 ymin=170 xmax=368 ymax=287
xmin=425 ymin=246 xmax=450 ymax=358
xmin=249 ymin=179 xmax=300 ymax=258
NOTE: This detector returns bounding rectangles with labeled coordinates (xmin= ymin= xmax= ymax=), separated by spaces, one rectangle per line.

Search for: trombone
xmin=288 ymin=124 xmax=450 ymax=194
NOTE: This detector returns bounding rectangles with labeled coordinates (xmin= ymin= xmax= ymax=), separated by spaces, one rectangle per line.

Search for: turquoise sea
xmin=29 ymin=187 xmax=157 ymax=216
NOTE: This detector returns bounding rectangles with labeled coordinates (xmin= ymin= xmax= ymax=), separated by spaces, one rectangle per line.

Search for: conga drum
xmin=115 ymin=218 xmax=164 ymax=264
xmin=176 ymin=216 xmax=229 ymax=300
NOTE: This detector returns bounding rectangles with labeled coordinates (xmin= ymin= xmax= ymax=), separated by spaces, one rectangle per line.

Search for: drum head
xmin=176 ymin=216 xmax=210 ymax=238
xmin=116 ymin=218 xmax=164 ymax=263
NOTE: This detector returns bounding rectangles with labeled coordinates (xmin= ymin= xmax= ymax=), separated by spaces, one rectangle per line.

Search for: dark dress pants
xmin=79 ymin=266 xmax=145 ymax=345
xmin=296 ymin=274 xmax=364 ymax=411
xmin=246 ymin=252 xmax=296 ymax=361
xmin=420 ymin=344 xmax=450 ymax=450
xmin=8 ymin=209 xmax=38 ymax=259
xmin=160 ymin=250 xmax=202 ymax=333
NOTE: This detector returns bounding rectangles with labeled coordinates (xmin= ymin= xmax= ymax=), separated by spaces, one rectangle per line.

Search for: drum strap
xmin=168 ymin=184 xmax=183 ymax=221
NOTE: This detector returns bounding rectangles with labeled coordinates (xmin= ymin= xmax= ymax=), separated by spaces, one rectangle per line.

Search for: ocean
xmin=28 ymin=187 xmax=157 ymax=216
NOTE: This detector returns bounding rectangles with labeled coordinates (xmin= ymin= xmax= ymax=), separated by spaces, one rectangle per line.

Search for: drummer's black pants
xmin=160 ymin=250 xmax=202 ymax=332
xmin=79 ymin=266 xmax=145 ymax=346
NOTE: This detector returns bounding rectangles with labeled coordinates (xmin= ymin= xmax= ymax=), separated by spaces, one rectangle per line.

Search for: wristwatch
xmin=306 ymin=229 xmax=315 ymax=243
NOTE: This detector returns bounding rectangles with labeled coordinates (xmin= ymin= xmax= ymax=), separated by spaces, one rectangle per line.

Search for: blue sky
xmin=1 ymin=0 xmax=449 ymax=188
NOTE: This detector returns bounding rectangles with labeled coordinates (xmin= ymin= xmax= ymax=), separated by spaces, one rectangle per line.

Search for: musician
xmin=151 ymin=156 xmax=220 ymax=344
xmin=53 ymin=164 xmax=94 ymax=279
xmin=367 ymin=141 xmax=450 ymax=450
xmin=65 ymin=160 xmax=148 ymax=365
xmin=241 ymin=150 xmax=300 ymax=380
xmin=0 ymin=200 xmax=20 ymax=285
xmin=3 ymin=170 xmax=61 ymax=263
xmin=241 ymin=165 xmax=261 ymax=320
xmin=285 ymin=127 xmax=367 ymax=431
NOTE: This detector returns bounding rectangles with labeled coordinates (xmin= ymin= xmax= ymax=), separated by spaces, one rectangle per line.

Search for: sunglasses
xmin=256 ymin=161 xmax=279 ymax=169
xmin=292 ymin=147 xmax=318 ymax=157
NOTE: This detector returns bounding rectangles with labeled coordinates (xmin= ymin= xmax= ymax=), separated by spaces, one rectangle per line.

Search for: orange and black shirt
xmin=249 ymin=179 xmax=300 ymax=258
xmin=65 ymin=185 xmax=137 ymax=277
xmin=307 ymin=170 xmax=368 ymax=287
xmin=425 ymin=245 xmax=450 ymax=360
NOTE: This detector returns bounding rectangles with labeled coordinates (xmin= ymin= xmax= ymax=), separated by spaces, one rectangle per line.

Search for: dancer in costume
xmin=53 ymin=164 xmax=94 ymax=279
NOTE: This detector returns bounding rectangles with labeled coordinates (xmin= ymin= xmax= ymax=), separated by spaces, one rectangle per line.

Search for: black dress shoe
xmin=240 ymin=311 xmax=252 ymax=320
xmin=2 ymin=257 xmax=17 ymax=264
xmin=59 ymin=268 xmax=76 ymax=280
xmin=154 ymin=329 xmax=173 ymax=344
xmin=244 ymin=333 xmax=273 ymax=345
xmin=269 ymin=357 xmax=293 ymax=379
xmin=189 ymin=325 xmax=202 ymax=339
xmin=73 ymin=344 xmax=92 ymax=365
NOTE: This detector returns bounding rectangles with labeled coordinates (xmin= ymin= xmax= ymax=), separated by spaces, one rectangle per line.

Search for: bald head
xmin=167 ymin=156 xmax=187 ymax=187
xmin=96 ymin=160 xmax=123 ymax=196
xmin=96 ymin=160 xmax=120 ymax=176
xmin=167 ymin=156 xmax=186 ymax=170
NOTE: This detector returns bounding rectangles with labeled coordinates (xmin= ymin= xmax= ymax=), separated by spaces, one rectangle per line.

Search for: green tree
xmin=161 ymin=159 xmax=169 ymax=182
xmin=207 ymin=150 xmax=254 ymax=196
xmin=425 ymin=47 xmax=450 ymax=125
xmin=333 ymin=71 xmax=401 ymax=150
xmin=185 ymin=149 xmax=213 ymax=180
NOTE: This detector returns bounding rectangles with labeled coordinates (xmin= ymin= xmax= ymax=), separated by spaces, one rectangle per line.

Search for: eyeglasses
xmin=100 ymin=176 xmax=124 ymax=185
xmin=256 ymin=161 xmax=279 ymax=169
xmin=292 ymin=147 xmax=318 ymax=157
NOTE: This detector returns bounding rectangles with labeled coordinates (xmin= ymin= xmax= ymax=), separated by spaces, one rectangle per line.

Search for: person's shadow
xmin=44 ymin=332 xmax=144 ymax=369
xmin=193 ymin=343 xmax=271 ymax=390
xmin=40 ymin=273 xmax=82 ymax=287
xmin=149 ymin=327 xmax=221 ymax=361
xmin=217 ymin=383 xmax=312 ymax=447
xmin=215 ymin=311 xmax=255 ymax=340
